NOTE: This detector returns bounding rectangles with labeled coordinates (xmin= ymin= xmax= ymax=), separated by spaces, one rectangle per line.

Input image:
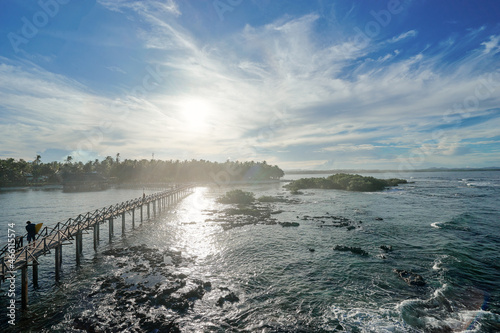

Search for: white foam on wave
xmin=394 ymin=283 xmax=499 ymax=333
xmin=431 ymin=221 xmax=443 ymax=229
xmin=328 ymin=305 xmax=409 ymax=332
xmin=433 ymin=283 xmax=448 ymax=297
xmin=432 ymin=255 xmax=449 ymax=270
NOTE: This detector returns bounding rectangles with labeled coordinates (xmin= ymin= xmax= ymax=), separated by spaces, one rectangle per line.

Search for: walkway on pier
xmin=0 ymin=185 xmax=194 ymax=309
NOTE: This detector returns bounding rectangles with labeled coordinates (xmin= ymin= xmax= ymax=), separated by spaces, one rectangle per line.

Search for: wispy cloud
xmin=1 ymin=2 xmax=499 ymax=169
xmin=389 ymin=29 xmax=418 ymax=43
xmin=481 ymin=35 xmax=500 ymax=54
xmin=97 ymin=0 xmax=181 ymax=17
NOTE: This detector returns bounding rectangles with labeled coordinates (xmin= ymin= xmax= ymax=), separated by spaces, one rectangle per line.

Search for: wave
xmin=430 ymin=213 xmax=474 ymax=232
xmin=328 ymin=305 xmax=410 ymax=332
xmin=432 ymin=255 xmax=450 ymax=270
xmin=395 ymin=284 xmax=498 ymax=332
xmin=459 ymin=178 xmax=500 ymax=188
xmin=431 ymin=221 xmax=444 ymax=229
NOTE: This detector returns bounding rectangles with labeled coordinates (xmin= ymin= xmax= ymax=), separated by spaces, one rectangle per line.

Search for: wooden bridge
xmin=0 ymin=185 xmax=194 ymax=310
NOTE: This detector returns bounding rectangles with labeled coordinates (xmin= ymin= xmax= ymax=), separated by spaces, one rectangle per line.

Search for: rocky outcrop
xmin=334 ymin=245 xmax=368 ymax=256
xmin=279 ymin=222 xmax=300 ymax=227
xmin=216 ymin=292 xmax=240 ymax=307
xmin=394 ymin=269 xmax=426 ymax=286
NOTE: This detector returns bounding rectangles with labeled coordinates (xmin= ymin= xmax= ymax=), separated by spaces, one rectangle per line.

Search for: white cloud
xmin=98 ymin=0 xmax=181 ymax=17
xmin=322 ymin=144 xmax=380 ymax=152
xmin=481 ymin=35 xmax=500 ymax=54
xmin=389 ymin=29 xmax=418 ymax=43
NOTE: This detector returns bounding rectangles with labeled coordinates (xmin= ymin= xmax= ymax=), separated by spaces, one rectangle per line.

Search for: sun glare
xmin=179 ymin=99 xmax=211 ymax=132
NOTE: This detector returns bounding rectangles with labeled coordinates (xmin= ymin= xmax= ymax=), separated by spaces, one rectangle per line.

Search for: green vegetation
xmin=217 ymin=189 xmax=255 ymax=205
xmin=0 ymin=155 xmax=284 ymax=187
xmin=285 ymin=173 xmax=407 ymax=193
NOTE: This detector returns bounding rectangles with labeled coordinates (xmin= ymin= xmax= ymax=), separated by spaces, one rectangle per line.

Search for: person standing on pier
xmin=25 ymin=221 xmax=37 ymax=246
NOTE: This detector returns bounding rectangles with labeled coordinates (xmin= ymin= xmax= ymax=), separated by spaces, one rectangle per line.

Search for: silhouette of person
xmin=25 ymin=221 xmax=36 ymax=245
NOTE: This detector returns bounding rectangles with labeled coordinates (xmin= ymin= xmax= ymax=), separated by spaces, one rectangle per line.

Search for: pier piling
xmin=21 ymin=265 xmax=28 ymax=310
xmin=132 ymin=209 xmax=135 ymax=229
xmin=55 ymin=245 xmax=61 ymax=281
xmin=75 ymin=231 xmax=80 ymax=266
xmin=109 ymin=217 xmax=113 ymax=241
xmin=33 ymin=261 xmax=39 ymax=288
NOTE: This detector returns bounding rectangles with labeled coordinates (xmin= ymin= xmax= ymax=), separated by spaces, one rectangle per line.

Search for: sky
xmin=0 ymin=0 xmax=499 ymax=170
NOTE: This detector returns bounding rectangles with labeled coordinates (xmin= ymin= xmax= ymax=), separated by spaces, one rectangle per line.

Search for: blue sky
xmin=0 ymin=0 xmax=499 ymax=170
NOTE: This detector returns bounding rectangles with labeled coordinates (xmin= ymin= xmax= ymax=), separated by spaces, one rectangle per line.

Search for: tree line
xmin=0 ymin=155 xmax=284 ymax=186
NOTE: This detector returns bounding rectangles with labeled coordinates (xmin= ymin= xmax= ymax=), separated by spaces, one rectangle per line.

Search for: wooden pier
xmin=0 ymin=185 xmax=194 ymax=310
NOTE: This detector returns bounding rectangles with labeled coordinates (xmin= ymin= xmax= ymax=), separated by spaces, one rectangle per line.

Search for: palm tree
xmin=32 ymin=154 xmax=42 ymax=182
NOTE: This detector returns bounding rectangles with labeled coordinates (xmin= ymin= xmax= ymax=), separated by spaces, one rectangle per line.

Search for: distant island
xmin=285 ymin=167 xmax=500 ymax=174
xmin=285 ymin=173 xmax=407 ymax=193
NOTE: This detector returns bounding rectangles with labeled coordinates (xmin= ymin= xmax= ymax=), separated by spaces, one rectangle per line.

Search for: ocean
xmin=0 ymin=171 xmax=499 ymax=332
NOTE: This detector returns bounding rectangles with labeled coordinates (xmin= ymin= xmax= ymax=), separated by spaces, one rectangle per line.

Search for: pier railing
xmin=0 ymin=185 xmax=194 ymax=309
xmin=0 ymin=186 xmax=188 ymax=257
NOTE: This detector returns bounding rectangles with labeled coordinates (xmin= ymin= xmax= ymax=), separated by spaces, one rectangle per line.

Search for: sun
xmin=179 ymin=98 xmax=211 ymax=132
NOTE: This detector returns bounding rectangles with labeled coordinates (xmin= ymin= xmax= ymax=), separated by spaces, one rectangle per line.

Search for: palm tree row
xmin=0 ymin=155 xmax=284 ymax=186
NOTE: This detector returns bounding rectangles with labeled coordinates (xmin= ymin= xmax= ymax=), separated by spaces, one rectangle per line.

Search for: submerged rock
xmin=393 ymin=269 xmax=426 ymax=286
xmin=279 ymin=222 xmax=300 ymax=227
xmin=380 ymin=245 xmax=393 ymax=252
xmin=334 ymin=245 xmax=368 ymax=256
xmin=216 ymin=292 xmax=240 ymax=307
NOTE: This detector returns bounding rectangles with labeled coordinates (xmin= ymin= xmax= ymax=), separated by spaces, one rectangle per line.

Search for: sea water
xmin=0 ymin=171 xmax=499 ymax=332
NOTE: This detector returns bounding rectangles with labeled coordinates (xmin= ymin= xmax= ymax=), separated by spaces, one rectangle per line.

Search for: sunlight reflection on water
xmin=174 ymin=187 xmax=220 ymax=260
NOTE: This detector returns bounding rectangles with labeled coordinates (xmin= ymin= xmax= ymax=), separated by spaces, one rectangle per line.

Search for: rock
xmin=216 ymin=292 xmax=240 ymax=306
xmin=393 ymin=269 xmax=426 ymax=286
xmin=308 ymin=248 xmax=315 ymax=252
xmin=279 ymin=222 xmax=300 ymax=227
xmin=380 ymin=245 xmax=393 ymax=252
xmin=346 ymin=226 xmax=356 ymax=231
xmin=334 ymin=245 xmax=368 ymax=256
